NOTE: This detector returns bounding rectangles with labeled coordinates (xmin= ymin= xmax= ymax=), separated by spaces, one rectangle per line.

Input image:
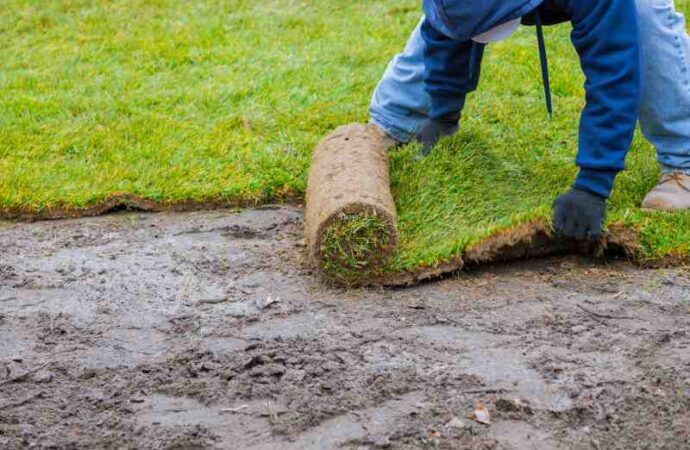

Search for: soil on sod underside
xmin=1 ymin=207 xmax=689 ymax=449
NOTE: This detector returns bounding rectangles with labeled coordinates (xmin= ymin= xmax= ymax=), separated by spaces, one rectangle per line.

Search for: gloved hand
xmin=416 ymin=114 xmax=460 ymax=157
xmin=552 ymin=188 xmax=606 ymax=240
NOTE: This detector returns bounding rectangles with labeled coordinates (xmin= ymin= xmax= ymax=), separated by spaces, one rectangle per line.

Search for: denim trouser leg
xmin=635 ymin=0 xmax=690 ymax=173
xmin=368 ymin=18 xmax=431 ymax=143
xmin=371 ymin=5 xmax=690 ymax=172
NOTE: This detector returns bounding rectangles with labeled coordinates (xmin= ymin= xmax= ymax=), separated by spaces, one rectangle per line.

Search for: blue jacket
xmin=421 ymin=0 xmax=641 ymax=198
xmin=423 ymin=0 xmax=543 ymax=41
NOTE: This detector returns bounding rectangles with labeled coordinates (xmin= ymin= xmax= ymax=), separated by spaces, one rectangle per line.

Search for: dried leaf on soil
xmin=473 ymin=403 xmax=492 ymax=425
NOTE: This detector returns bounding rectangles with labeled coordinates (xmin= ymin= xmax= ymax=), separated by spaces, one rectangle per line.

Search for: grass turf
xmin=2 ymin=0 xmax=689 ymax=276
xmin=319 ymin=211 xmax=394 ymax=282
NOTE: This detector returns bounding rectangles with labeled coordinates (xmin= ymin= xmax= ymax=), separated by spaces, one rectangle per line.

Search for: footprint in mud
xmin=221 ymin=224 xmax=267 ymax=239
xmin=652 ymin=332 xmax=690 ymax=373
xmin=136 ymin=395 xmax=275 ymax=448
xmin=136 ymin=392 xmax=427 ymax=450
xmin=397 ymin=326 xmax=573 ymax=412
xmin=240 ymin=311 xmax=335 ymax=340
xmin=77 ymin=328 xmax=171 ymax=369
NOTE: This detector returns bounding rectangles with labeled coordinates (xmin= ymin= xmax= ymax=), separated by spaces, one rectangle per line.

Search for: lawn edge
xmin=0 ymin=193 xmax=303 ymax=221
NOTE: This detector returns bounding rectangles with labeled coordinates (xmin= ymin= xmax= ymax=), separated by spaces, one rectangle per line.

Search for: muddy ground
xmin=0 ymin=207 xmax=688 ymax=450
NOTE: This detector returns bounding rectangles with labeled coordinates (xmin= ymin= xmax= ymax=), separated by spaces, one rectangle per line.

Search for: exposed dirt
xmin=1 ymin=207 xmax=689 ymax=449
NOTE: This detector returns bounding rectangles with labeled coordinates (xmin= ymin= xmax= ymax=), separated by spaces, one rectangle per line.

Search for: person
xmin=367 ymin=0 xmax=690 ymax=241
xmin=635 ymin=0 xmax=690 ymax=211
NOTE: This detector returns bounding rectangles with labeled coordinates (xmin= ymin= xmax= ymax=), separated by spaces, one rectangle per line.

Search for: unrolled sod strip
xmin=305 ymin=123 xmax=398 ymax=281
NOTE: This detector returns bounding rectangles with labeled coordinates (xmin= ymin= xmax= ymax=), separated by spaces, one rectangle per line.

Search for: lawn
xmin=2 ymin=0 xmax=689 ymax=278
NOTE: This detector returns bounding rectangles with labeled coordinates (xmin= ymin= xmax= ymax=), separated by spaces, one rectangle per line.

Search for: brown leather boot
xmin=641 ymin=172 xmax=690 ymax=212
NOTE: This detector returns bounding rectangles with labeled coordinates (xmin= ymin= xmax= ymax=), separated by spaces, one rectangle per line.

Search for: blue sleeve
xmin=566 ymin=0 xmax=642 ymax=198
xmin=421 ymin=18 xmax=485 ymax=119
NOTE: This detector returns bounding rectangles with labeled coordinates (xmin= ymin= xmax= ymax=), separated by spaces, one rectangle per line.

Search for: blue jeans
xmin=369 ymin=1 xmax=690 ymax=174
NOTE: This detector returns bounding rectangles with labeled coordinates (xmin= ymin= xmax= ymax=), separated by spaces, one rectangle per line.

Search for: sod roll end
xmin=306 ymin=123 xmax=398 ymax=281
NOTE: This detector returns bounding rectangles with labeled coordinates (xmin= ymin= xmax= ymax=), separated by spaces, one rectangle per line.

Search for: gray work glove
xmin=552 ymin=188 xmax=606 ymax=240
xmin=416 ymin=114 xmax=460 ymax=157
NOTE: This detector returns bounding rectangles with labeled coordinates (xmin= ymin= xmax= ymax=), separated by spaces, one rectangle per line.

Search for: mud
xmin=1 ymin=207 xmax=689 ymax=449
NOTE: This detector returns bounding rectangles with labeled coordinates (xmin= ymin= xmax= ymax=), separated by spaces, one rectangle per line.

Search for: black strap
xmin=534 ymin=10 xmax=553 ymax=117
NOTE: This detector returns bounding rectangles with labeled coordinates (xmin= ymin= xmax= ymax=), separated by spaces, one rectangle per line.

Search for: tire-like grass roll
xmin=305 ymin=123 xmax=398 ymax=282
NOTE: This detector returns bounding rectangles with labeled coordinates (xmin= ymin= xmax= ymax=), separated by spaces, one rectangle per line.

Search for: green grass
xmin=2 ymin=0 xmax=689 ymax=276
xmin=319 ymin=211 xmax=393 ymax=282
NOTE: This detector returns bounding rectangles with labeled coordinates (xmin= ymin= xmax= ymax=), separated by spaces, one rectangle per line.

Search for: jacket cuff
xmin=574 ymin=168 xmax=619 ymax=199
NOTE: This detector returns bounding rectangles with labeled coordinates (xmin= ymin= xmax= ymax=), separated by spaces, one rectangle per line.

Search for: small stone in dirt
xmin=33 ymin=370 xmax=54 ymax=384
xmin=446 ymin=417 xmax=468 ymax=430
xmin=255 ymin=296 xmax=281 ymax=309
xmin=371 ymin=435 xmax=391 ymax=448
xmin=198 ymin=361 xmax=221 ymax=372
xmin=282 ymin=369 xmax=306 ymax=382
xmin=129 ymin=396 xmax=146 ymax=403
xmin=571 ymin=325 xmax=588 ymax=334
xmin=4 ymin=362 xmax=28 ymax=381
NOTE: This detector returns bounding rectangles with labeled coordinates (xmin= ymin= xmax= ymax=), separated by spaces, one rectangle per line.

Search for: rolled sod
xmin=305 ymin=123 xmax=398 ymax=281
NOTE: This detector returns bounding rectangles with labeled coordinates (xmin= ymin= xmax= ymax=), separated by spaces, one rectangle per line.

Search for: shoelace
xmin=660 ymin=172 xmax=690 ymax=192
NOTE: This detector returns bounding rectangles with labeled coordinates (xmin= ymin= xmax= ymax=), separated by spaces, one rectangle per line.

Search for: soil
xmin=1 ymin=207 xmax=688 ymax=450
